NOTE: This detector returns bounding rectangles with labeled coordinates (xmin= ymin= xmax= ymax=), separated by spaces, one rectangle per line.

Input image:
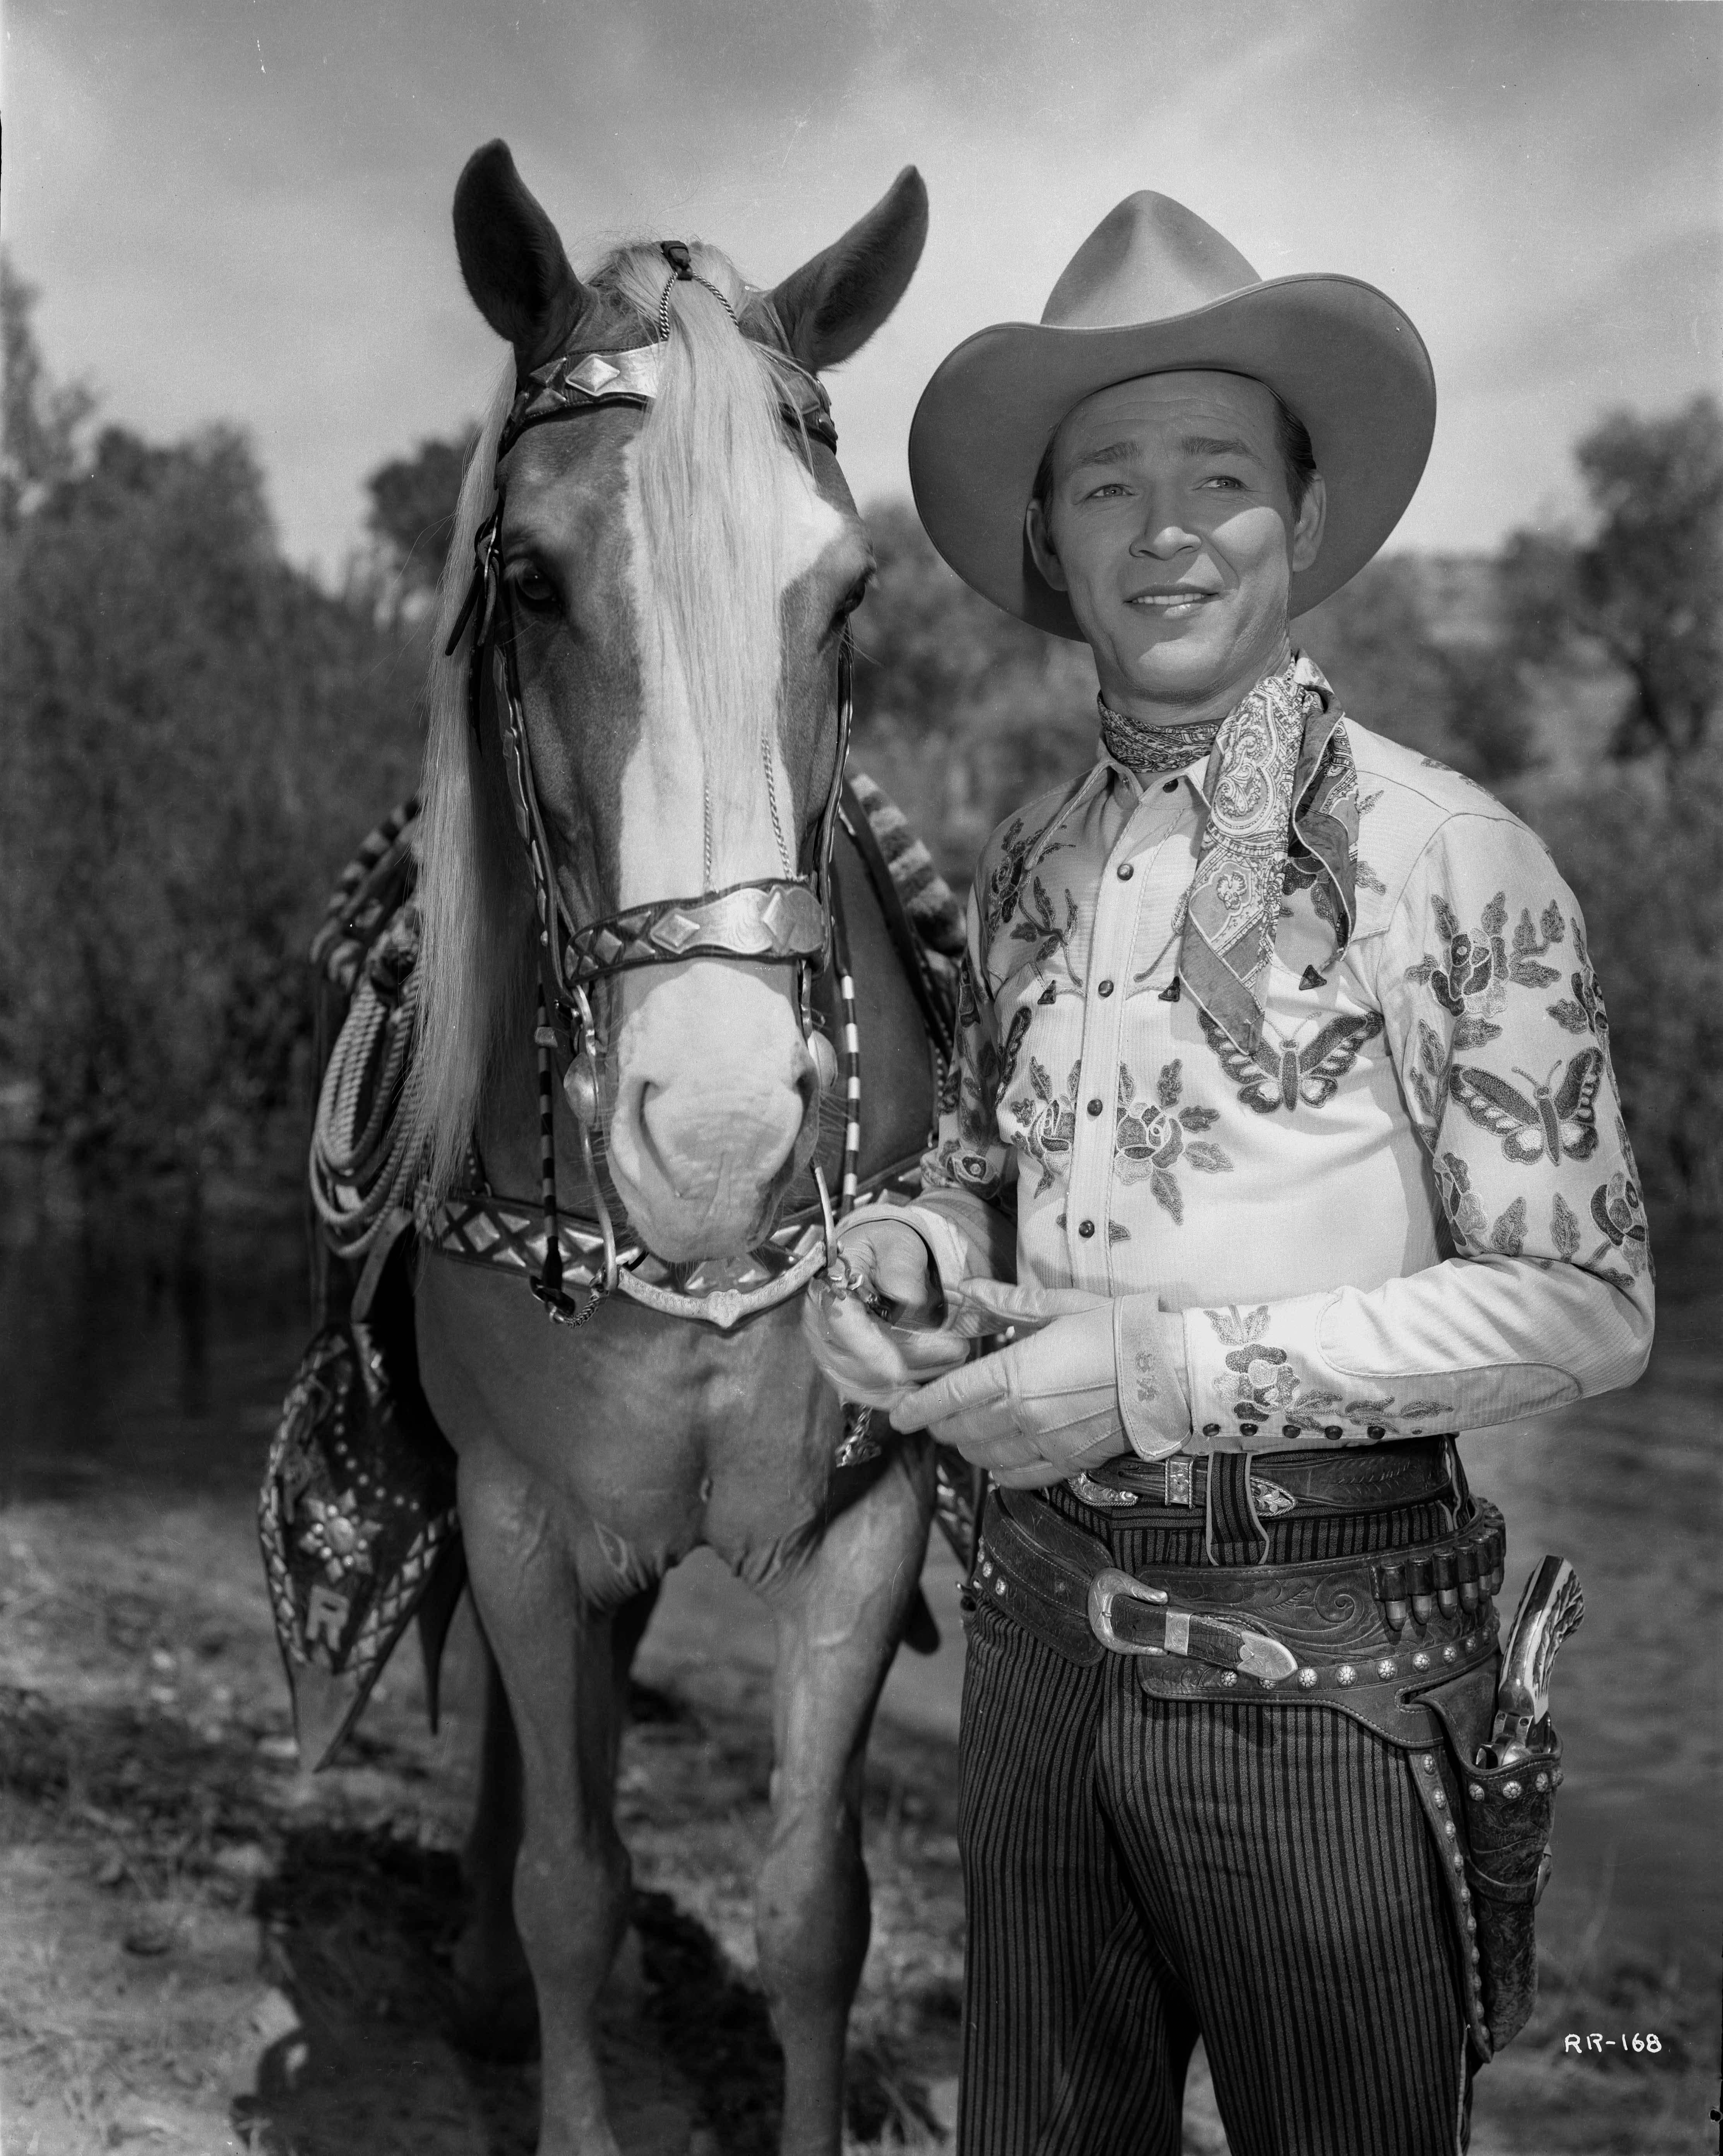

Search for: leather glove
xmin=886 ymin=1278 xmax=1134 ymax=1487
xmin=800 ymin=1216 xmax=974 ymax=1412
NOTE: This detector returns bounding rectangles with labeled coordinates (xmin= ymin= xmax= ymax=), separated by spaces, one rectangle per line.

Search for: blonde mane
xmin=410 ymin=241 xmax=800 ymax=1207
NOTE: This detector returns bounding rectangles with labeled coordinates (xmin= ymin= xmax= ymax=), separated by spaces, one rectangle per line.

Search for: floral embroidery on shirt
xmin=1547 ymin=917 xmax=1611 ymax=1044
xmin=1202 ymin=1308 xmax=1405 ymax=1435
xmin=968 ymin=1004 xmax=1030 ymax=1148
xmin=1489 ymin=1195 xmax=1528 ymax=1256
xmin=1405 ymin=892 xmax=1565 ymax=1051
xmin=1433 ymin=1153 xmax=1527 ymax=1255
xmin=1198 ymin=1007 xmax=1384 ymax=1114
xmin=1008 ymin=876 xmax=1080 ymax=969
xmin=1589 ymin=1170 xmax=1649 ymax=1281
xmin=1113 ymin=1058 xmax=1233 ymax=1223
xmin=1205 ymin=1306 xmax=1300 ymax=1418
xmin=1434 ymin=1152 xmax=1487 ymax=1244
xmin=1004 ymin=1058 xmax=1080 ymax=1196
xmin=1405 ymin=1018 xmax=1451 ymax=1140
xmin=1447 ymin=1048 xmax=1603 ymax=1165
xmin=1551 ymin=1191 xmax=1581 ymax=1259
xmin=978 ymin=809 xmax=1070 ymax=960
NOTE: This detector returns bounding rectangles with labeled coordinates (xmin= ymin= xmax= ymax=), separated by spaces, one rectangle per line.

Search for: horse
xmin=407 ymin=142 xmax=942 ymax=2156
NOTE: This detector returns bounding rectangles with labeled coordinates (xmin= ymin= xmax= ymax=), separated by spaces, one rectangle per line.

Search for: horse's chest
xmin=418 ymin=1255 xmax=838 ymax=1556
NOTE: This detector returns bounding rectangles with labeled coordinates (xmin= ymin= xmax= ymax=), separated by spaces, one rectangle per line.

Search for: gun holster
xmin=1459 ymin=1734 xmax=1562 ymax=2052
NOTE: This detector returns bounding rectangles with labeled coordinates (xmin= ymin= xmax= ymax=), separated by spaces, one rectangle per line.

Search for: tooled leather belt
xmin=969 ymin=1478 xmax=1505 ymax=1750
xmin=1066 ymin=1434 xmax=1461 ymax=1517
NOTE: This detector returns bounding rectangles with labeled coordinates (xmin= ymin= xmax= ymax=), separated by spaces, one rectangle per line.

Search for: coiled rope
xmin=309 ymin=958 xmax=427 ymax=1261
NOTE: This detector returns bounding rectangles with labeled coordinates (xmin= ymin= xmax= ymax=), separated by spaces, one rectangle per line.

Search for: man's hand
xmin=801 ymin=1217 xmax=972 ymax=1411
xmin=886 ymin=1279 xmax=1133 ymax=1487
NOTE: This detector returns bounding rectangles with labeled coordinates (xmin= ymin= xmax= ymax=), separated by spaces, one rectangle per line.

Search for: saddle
xmin=260 ymin=776 xmax=970 ymax=1768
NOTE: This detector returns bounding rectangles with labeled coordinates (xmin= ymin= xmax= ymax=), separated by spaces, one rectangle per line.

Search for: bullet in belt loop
xmin=1374 ymin=1560 xmax=1408 ymax=1635
xmin=1435 ymin=1547 xmax=1459 ymax=1617
xmin=1409 ymin=1555 xmax=1436 ymax=1626
xmin=1457 ymin=1544 xmax=1480 ymax=1611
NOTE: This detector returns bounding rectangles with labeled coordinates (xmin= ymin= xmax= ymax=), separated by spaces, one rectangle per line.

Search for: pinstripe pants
xmin=957 ymin=1498 xmax=1474 ymax=2156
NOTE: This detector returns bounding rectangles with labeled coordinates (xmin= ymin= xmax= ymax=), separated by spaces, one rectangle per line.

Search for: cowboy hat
xmin=908 ymin=192 xmax=1435 ymax=634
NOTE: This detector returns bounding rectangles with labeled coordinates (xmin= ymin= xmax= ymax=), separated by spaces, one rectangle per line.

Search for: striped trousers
xmin=957 ymin=1492 xmax=1475 ymax=2156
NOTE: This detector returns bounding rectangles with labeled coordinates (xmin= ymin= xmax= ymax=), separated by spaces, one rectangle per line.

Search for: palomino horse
xmin=410 ymin=144 xmax=940 ymax=2156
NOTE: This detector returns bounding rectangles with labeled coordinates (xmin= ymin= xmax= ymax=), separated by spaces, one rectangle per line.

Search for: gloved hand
xmin=886 ymin=1278 xmax=1135 ymax=1487
xmin=801 ymin=1216 xmax=974 ymax=1412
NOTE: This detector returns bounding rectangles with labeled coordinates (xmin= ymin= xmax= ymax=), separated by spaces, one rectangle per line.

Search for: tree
xmin=365 ymin=432 xmax=475 ymax=602
xmin=849 ymin=504 xmax=1098 ymax=881
xmin=1 ymin=313 xmax=426 ymax=1190
xmin=1501 ymin=397 xmax=1723 ymax=758
xmin=1298 ymin=557 xmax=1538 ymax=782
xmin=1 ymin=255 xmax=95 ymax=529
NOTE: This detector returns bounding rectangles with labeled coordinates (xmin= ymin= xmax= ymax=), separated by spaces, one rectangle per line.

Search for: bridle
xmin=444 ymin=251 xmax=856 ymax=1324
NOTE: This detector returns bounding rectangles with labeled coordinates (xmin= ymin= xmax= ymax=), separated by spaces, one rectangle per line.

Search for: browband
xmin=499 ymin=336 xmax=838 ymax=461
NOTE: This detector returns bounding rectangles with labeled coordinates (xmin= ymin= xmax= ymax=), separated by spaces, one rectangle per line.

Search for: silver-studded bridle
xmin=444 ymin=245 xmax=854 ymax=1321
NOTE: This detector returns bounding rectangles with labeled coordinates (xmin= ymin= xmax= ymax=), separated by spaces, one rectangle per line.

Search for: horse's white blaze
xmin=606 ymin=438 xmax=848 ymax=1259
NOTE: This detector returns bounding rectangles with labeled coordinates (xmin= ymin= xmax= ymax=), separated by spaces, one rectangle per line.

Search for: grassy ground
xmin=1 ymin=1480 xmax=1715 ymax=2156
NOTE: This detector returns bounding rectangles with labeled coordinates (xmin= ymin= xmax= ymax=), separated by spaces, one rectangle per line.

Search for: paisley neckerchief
xmin=1098 ymin=698 xmax=1225 ymax=775
xmin=1178 ymin=651 xmax=1358 ymax=1057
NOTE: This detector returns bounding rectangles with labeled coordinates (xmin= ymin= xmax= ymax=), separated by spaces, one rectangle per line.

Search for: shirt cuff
xmin=1180 ymin=1283 xmax=1583 ymax=1449
xmin=1113 ymin=1298 xmax=1191 ymax=1460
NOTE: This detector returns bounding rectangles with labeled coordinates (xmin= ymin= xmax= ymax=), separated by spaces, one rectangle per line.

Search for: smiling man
xmin=803 ymin=196 xmax=1653 ymax=2155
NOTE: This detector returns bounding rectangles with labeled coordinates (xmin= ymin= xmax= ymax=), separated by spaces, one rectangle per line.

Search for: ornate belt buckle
xmin=1088 ymin=1567 xmax=1168 ymax=1654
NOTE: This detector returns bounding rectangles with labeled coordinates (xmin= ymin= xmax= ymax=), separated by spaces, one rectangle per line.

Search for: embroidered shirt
xmin=895 ymin=654 xmax=1654 ymax=1457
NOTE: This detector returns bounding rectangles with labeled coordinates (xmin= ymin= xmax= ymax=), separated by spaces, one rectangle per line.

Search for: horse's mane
xmin=410 ymin=241 xmax=797 ymax=1208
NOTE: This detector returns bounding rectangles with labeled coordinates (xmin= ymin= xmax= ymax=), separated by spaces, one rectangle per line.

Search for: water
xmin=2 ymin=1165 xmax=1716 ymax=1973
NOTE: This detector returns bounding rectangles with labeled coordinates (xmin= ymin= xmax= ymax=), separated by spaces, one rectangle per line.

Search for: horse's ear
xmin=453 ymin=140 xmax=592 ymax=370
xmin=761 ymin=167 xmax=928 ymax=373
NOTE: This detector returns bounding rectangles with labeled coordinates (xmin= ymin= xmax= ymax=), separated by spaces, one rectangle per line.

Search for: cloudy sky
xmin=5 ymin=0 xmax=1719 ymax=577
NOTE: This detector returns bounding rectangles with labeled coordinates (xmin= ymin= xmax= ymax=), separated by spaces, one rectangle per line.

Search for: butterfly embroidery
xmin=1199 ymin=1008 xmax=1384 ymax=1114
xmin=1447 ymin=1049 xmax=1603 ymax=1165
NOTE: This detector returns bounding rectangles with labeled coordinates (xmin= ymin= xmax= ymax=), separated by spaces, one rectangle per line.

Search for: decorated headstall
xmin=444 ymin=243 xmax=853 ymax=1321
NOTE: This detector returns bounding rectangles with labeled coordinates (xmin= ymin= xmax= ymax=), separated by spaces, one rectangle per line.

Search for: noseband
xmin=445 ymin=274 xmax=855 ymax=1322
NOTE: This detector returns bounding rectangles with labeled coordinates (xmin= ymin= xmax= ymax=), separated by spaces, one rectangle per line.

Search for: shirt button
xmin=1077 ymin=1219 xmax=1096 ymax=1239
xmin=1097 ymin=979 xmax=1115 ymax=998
xmin=1161 ymin=778 xmax=1179 ymax=794
xmin=1117 ymin=862 xmax=1134 ymax=880
xmin=1086 ymin=1098 xmax=1104 ymax=1117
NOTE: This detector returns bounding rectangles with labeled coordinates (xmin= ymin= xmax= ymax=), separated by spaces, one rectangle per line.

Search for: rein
xmin=442 ymin=286 xmax=860 ymax=1328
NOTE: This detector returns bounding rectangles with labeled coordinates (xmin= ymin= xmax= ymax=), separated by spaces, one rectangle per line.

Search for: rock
xmin=214 ymin=1841 xmax=273 ymax=1882
xmin=249 ymin=1987 xmax=301 ymax=2045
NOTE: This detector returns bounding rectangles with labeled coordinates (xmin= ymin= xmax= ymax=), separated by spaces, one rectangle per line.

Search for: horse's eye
xmin=511 ymin=563 xmax=559 ymax=612
xmin=830 ymin=578 xmax=871 ymax=633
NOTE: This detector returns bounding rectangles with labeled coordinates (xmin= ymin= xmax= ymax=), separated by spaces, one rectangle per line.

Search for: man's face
xmin=1026 ymin=371 xmax=1325 ymax=720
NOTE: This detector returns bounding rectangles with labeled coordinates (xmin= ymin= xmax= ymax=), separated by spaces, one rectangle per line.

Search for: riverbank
xmin=1 ymin=1195 xmax=1717 ymax=2153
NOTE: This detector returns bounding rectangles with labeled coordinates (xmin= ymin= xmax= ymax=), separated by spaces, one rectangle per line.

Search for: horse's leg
xmin=453 ymin=1627 xmax=535 ymax=2056
xmin=456 ymin=1577 xmax=661 ymax=2057
xmin=753 ymin=1444 xmax=935 ymax=2156
xmin=458 ymin=1437 xmax=635 ymax=2156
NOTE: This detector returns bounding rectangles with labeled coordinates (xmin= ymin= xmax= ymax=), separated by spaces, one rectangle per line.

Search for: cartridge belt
xmin=969 ymin=1482 xmax=1505 ymax=1750
xmin=1067 ymin=1433 xmax=1459 ymax=1517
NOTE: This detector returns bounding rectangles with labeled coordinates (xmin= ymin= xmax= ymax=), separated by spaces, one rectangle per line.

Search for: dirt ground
xmin=0 ymin=1472 xmax=1715 ymax=2154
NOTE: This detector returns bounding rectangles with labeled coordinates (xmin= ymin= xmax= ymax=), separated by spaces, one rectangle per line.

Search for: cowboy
xmin=803 ymin=194 xmax=1653 ymax=2156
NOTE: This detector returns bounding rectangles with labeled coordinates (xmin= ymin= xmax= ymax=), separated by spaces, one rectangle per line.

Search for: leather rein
xmin=442 ymin=270 xmax=865 ymax=1329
